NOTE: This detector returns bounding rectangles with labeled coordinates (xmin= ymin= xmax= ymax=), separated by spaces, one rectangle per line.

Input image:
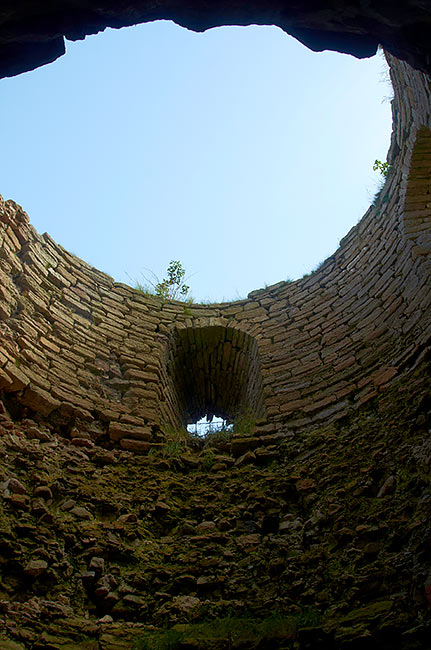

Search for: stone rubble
xmin=0 ymin=367 xmax=430 ymax=647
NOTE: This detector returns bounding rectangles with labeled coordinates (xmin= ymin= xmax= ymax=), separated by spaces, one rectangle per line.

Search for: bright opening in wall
xmin=166 ymin=325 xmax=265 ymax=432
xmin=186 ymin=415 xmax=232 ymax=436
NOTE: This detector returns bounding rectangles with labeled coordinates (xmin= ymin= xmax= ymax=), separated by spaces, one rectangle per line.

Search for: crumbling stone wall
xmin=1 ymin=54 xmax=431 ymax=446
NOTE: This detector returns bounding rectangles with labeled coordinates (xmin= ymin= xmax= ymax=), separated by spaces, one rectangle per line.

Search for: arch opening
xmin=186 ymin=415 xmax=232 ymax=437
xmin=403 ymin=125 xmax=431 ymax=256
xmin=165 ymin=325 xmax=265 ymax=430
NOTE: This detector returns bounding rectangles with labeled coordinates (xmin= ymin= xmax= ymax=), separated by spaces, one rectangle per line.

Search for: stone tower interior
xmin=1 ymin=2 xmax=431 ymax=649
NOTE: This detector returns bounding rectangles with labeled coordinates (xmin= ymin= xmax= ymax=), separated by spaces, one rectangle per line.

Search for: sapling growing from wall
xmin=154 ymin=260 xmax=190 ymax=301
xmin=131 ymin=260 xmax=192 ymax=302
xmin=373 ymin=159 xmax=391 ymax=177
xmin=371 ymin=159 xmax=391 ymax=206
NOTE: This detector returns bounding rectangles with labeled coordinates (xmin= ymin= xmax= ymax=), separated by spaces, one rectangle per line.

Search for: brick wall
xmin=1 ymin=54 xmax=431 ymax=443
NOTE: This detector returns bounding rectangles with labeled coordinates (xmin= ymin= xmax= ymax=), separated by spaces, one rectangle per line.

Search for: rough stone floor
xmin=1 ymin=364 xmax=431 ymax=649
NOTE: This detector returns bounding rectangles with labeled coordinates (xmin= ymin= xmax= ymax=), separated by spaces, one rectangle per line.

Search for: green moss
xmin=1 ymin=359 xmax=431 ymax=645
xmin=132 ymin=612 xmax=317 ymax=650
xmin=201 ymin=449 xmax=215 ymax=471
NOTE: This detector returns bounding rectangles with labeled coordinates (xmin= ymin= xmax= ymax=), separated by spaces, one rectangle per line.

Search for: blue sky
xmin=0 ymin=21 xmax=392 ymax=302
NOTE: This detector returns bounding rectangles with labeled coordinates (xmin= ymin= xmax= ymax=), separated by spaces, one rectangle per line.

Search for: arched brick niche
xmin=1 ymin=54 xmax=431 ymax=444
xmin=162 ymin=323 xmax=265 ymax=428
xmin=403 ymin=126 xmax=431 ymax=256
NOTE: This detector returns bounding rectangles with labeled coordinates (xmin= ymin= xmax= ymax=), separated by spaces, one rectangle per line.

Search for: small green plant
xmin=148 ymin=440 xmax=184 ymax=461
xmin=133 ymin=612 xmax=321 ymax=650
xmin=371 ymin=176 xmax=388 ymax=206
xmin=162 ymin=424 xmax=189 ymax=443
xmin=297 ymin=605 xmax=322 ymax=627
xmin=155 ymin=260 xmax=190 ymax=301
xmin=370 ymin=159 xmax=391 ymax=206
xmin=202 ymin=425 xmax=233 ymax=447
xmin=134 ymin=629 xmax=185 ymax=650
xmin=187 ymin=418 xmax=234 ymax=447
xmin=183 ymin=296 xmax=194 ymax=316
xmin=134 ymin=281 xmax=154 ymax=296
xmin=232 ymin=412 xmax=256 ymax=436
xmin=373 ymin=159 xmax=390 ymax=177
xmin=129 ymin=261 xmax=192 ymax=303
xmin=202 ymin=449 xmax=215 ymax=471
xmin=161 ymin=441 xmax=182 ymax=459
xmin=148 ymin=425 xmax=192 ymax=460
xmin=188 ymin=414 xmax=255 ymax=444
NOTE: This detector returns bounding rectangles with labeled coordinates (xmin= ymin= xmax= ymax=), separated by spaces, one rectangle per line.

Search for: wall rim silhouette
xmin=2 ymin=2 xmax=431 ymax=79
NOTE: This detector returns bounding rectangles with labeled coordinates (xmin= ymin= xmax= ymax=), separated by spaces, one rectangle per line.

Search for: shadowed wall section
xmin=163 ymin=324 xmax=265 ymax=428
xmin=403 ymin=126 xmax=431 ymax=256
xmin=1 ymin=55 xmax=431 ymax=447
xmin=3 ymin=1 xmax=431 ymax=78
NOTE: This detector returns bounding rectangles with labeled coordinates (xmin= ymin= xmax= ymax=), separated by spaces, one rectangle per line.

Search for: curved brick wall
xmin=1 ymin=54 xmax=431 ymax=446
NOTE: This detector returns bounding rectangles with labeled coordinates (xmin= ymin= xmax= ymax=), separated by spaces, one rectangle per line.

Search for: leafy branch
xmin=129 ymin=260 xmax=192 ymax=302
xmin=154 ymin=260 xmax=190 ymax=301
xmin=373 ymin=159 xmax=390 ymax=177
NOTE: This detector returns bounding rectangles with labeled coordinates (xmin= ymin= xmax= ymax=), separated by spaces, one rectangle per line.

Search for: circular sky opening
xmin=0 ymin=21 xmax=392 ymax=303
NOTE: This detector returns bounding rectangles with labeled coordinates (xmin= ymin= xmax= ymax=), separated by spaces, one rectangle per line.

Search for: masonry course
xmin=1 ymin=55 xmax=431 ymax=448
